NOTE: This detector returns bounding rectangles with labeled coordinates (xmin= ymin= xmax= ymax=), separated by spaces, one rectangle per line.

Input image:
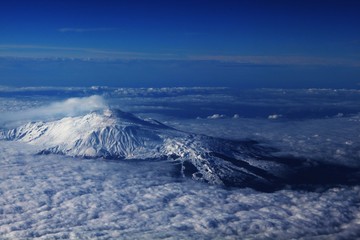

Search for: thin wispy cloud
xmin=189 ymin=55 xmax=360 ymax=67
xmin=58 ymin=27 xmax=117 ymax=33
xmin=0 ymin=44 xmax=173 ymax=60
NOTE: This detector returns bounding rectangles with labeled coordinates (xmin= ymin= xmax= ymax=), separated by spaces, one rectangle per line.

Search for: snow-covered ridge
xmin=2 ymin=109 xmax=358 ymax=191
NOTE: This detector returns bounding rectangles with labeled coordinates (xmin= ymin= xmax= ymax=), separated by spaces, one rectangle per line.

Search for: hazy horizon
xmin=1 ymin=0 xmax=360 ymax=88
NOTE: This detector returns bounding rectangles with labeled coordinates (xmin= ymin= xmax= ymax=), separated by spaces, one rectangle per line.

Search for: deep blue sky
xmin=0 ymin=0 xmax=360 ymax=88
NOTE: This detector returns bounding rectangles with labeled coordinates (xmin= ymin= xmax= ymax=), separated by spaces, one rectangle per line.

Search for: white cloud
xmin=268 ymin=114 xmax=282 ymax=119
xmin=207 ymin=114 xmax=226 ymax=119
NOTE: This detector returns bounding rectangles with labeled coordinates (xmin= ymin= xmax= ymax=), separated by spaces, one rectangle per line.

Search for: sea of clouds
xmin=1 ymin=87 xmax=360 ymax=238
xmin=0 ymin=141 xmax=359 ymax=239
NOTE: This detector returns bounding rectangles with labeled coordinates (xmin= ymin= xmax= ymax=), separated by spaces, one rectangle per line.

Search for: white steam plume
xmin=1 ymin=95 xmax=107 ymax=127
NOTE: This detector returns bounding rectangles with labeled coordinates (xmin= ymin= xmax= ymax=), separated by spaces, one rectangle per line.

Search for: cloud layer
xmin=1 ymin=88 xmax=360 ymax=238
xmin=0 ymin=141 xmax=359 ymax=239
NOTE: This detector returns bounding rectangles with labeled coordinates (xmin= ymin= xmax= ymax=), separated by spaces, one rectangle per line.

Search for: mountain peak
xmin=103 ymin=108 xmax=113 ymax=117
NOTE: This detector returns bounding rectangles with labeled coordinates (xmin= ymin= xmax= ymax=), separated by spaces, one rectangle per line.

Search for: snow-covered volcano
xmin=1 ymin=109 xmax=358 ymax=191
xmin=4 ymin=109 xmax=172 ymax=159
